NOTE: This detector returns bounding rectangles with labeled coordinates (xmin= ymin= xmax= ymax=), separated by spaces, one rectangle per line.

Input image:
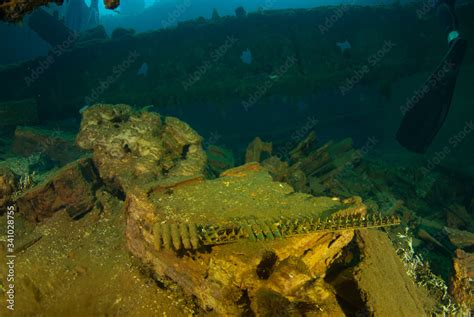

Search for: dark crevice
xmin=327 ymin=235 xmax=339 ymax=249
xmin=181 ymin=144 xmax=190 ymax=159
xmin=114 ymin=188 xmax=126 ymax=201
xmin=110 ymin=115 xmax=128 ymax=124
xmin=153 ymin=278 xmax=167 ymax=289
xmin=465 ymin=245 xmax=474 ymax=253
xmin=123 ymin=143 xmax=132 ymax=153
xmin=325 ymin=237 xmax=361 ymax=280
xmin=325 ymin=236 xmax=369 ymax=317
xmin=68 ymin=205 xmax=93 ymax=220
xmin=293 ymin=301 xmax=320 ymax=314
xmin=236 ymin=289 xmax=255 ymax=317
xmin=104 ymin=183 xmax=126 ymax=202
xmin=332 ymin=279 xmax=369 ymax=317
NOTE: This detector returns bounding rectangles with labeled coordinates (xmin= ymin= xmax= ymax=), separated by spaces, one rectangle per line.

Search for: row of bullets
xmin=152 ymin=213 xmax=401 ymax=251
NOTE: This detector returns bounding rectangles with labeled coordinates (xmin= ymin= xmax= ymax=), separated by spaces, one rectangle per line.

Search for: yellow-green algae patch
xmin=149 ymin=165 xmax=361 ymax=226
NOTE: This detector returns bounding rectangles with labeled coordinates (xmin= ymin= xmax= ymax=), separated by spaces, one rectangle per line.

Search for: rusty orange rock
xmin=104 ymin=0 xmax=120 ymax=10
xmin=16 ymin=158 xmax=100 ymax=222
xmin=450 ymin=249 xmax=474 ymax=310
xmin=220 ymin=162 xmax=262 ymax=177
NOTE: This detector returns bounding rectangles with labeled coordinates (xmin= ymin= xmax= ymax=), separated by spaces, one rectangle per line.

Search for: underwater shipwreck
xmin=0 ymin=0 xmax=473 ymax=316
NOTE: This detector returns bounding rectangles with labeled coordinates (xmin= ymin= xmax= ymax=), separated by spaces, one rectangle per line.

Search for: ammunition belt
xmin=152 ymin=213 xmax=401 ymax=251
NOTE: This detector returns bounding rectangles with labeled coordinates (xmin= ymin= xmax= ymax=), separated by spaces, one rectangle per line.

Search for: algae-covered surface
xmin=0 ymin=204 xmax=197 ymax=316
xmin=150 ymin=166 xmax=359 ymax=225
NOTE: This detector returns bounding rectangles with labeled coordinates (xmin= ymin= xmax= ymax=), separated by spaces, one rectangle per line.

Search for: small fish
xmin=137 ymin=63 xmax=149 ymax=77
xmin=336 ymin=40 xmax=352 ymax=53
xmin=240 ymin=48 xmax=253 ymax=65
